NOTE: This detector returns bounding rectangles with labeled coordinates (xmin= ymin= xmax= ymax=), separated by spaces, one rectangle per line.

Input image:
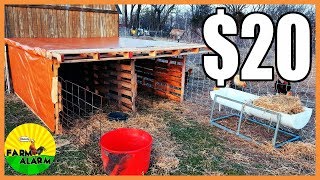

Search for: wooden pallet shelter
xmin=5 ymin=37 xmax=209 ymax=134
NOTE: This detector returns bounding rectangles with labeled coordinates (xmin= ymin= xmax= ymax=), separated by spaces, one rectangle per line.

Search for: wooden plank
xmin=135 ymin=63 xmax=155 ymax=70
xmin=60 ymin=50 xmax=211 ymax=63
xmin=161 ymin=57 xmax=185 ymax=63
xmin=58 ymin=82 xmax=63 ymax=112
xmin=36 ymin=7 xmax=42 ymax=37
xmin=99 ymin=13 xmax=105 ymax=37
xmin=137 ymin=76 xmax=153 ymax=85
xmin=154 ymin=89 xmax=181 ymax=102
xmin=16 ymin=8 xmax=23 ymax=37
xmin=74 ymin=11 xmax=81 ymax=37
xmin=108 ymin=93 xmax=132 ymax=106
xmin=86 ymin=11 xmax=92 ymax=38
xmin=80 ymin=11 xmax=87 ymax=38
xmin=108 ymin=79 xmax=132 ymax=90
xmin=155 ymin=74 xmax=182 ymax=84
xmin=27 ymin=7 xmax=34 ymax=38
xmin=90 ymin=53 xmax=100 ymax=60
xmin=155 ymin=83 xmax=181 ymax=95
xmin=57 ymin=9 xmax=65 ymax=38
xmin=118 ymin=64 xmax=132 ymax=71
xmin=154 ymin=66 xmax=182 ymax=73
xmin=180 ymin=55 xmax=186 ymax=102
xmin=120 ymin=103 xmax=132 ymax=112
xmin=130 ymin=60 xmax=137 ymax=112
xmin=149 ymin=51 xmax=157 ymax=57
xmin=191 ymin=48 xmax=200 ymax=53
xmin=41 ymin=8 xmax=49 ymax=37
xmin=136 ymin=71 xmax=154 ymax=79
xmin=6 ymin=6 xmax=14 ymax=37
xmin=172 ymin=50 xmax=181 ymax=56
xmin=154 ymin=71 xmax=182 ymax=78
xmin=163 ymin=80 xmax=181 ymax=88
xmin=70 ymin=10 xmax=76 ymax=37
xmin=92 ymin=12 xmax=98 ymax=37
xmin=53 ymin=61 xmax=62 ymax=134
xmin=51 ymin=8 xmax=58 ymax=37
xmin=109 ymin=71 xmax=132 ymax=79
xmin=135 ymin=66 xmax=154 ymax=73
xmin=51 ymin=43 xmax=208 ymax=55
xmin=95 ymin=85 xmax=133 ymax=97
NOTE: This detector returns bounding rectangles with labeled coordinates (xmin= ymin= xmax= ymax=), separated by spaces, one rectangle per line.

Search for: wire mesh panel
xmin=56 ymin=77 xmax=119 ymax=174
xmin=59 ymin=77 xmax=105 ymax=145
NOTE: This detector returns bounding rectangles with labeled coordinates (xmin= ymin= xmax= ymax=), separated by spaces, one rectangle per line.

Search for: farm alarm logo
xmin=4 ymin=123 xmax=56 ymax=175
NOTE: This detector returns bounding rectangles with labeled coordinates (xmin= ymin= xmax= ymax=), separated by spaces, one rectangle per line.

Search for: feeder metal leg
xmin=236 ymin=104 xmax=245 ymax=135
xmin=272 ymin=115 xmax=281 ymax=147
xmin=210 ymin=96 xmax=217 ymax=121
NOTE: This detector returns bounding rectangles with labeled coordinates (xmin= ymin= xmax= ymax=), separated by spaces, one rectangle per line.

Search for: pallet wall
xmin=135 ymin=57 xmax=186 ymax=102
xmin=5 ymin=5 xmax=119 ymax=38
xmin=83 ymin=60 xmax=137 ymax=112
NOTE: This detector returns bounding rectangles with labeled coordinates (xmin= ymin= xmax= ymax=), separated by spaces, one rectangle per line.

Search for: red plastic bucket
xmin=100 ymin=128 xmax=153 ymax=175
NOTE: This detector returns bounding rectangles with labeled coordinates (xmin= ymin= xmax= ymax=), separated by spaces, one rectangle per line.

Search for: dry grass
xmin=67 ymin=96 xmax=181 ymax=175
xmin=253 ymin=94 xmax=304 ymax=114
xmin=167 ymin=100 xmax=315 ymax=175
xmin=6 ymin=92 xmax=315 ymax=175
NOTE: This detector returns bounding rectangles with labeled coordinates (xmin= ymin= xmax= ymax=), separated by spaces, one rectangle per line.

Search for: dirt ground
xmin=4 ymin=92 xmax=315 ymax=175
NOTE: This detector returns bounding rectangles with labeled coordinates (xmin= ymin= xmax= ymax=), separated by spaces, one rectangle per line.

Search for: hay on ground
xmin=67 ymin=111 xmax=180 ymax=174
xmin=253 ymin=95 xmax=304 ymax=114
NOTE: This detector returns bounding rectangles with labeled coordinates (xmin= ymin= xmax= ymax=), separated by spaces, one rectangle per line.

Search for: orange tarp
xmin=7 ymin=45 xmax=55 ymax=131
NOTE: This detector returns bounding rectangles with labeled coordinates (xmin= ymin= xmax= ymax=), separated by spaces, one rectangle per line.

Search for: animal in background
xmin=169 ymin=29 xmax=185 ymax=42
xmin=213 ymin=75 xmax=247 ymax=90
xmin=185 ymin=68 xmax=193 ymax=85
xmin=275 ymin=79 xmax=292 ymax=95
xmin=227 ymin=75 xmax=247 ymax=89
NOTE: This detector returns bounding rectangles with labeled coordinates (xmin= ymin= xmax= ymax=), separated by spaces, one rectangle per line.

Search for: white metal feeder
xmin=209 ymin=88 xmax=313 ymax=148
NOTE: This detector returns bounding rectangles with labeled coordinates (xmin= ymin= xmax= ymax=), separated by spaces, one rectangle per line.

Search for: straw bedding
xmin=67 ymin=99 xmax=181 ymax=175
xmin=252 ymin=94 xmax=304 ymax=114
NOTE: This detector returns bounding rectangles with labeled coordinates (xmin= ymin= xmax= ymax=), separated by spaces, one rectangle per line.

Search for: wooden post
xmin=152 ymin=58 xmax=157 ymax=91
xmin=116 ymin=61 xmax=122 ymax=108
xmin=180 ymin=55 xmax=186 ymax=102
xmin=131 ymin=60 xmax=137 ymax=112
xmin=53 ymin=60 xmax=62 ymax=134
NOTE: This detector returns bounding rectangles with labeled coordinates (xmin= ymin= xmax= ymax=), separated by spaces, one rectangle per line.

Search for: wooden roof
xmin=5 ymin=37 xmax=210 ymax=63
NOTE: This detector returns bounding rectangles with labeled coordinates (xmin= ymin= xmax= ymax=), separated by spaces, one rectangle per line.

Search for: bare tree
xmin=130 ymin=4 xmax=136 ymax=28
xmin=134 ymin=5 xmax=142 ymax=28
xmin=124 ymin=5 xmax=128 ymax=28
xmin=151 ymin=5 xmax=175 ymax=31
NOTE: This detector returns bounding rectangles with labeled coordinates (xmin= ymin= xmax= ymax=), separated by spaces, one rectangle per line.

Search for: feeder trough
xmin=209 ymin=88 xmax=313 ymax=148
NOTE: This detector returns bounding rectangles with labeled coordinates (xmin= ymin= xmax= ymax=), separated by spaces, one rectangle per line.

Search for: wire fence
xmin=183 ymin=52 xmax=316 ymax=142
xmin=58 ymin=77 xmax=104 ymax=145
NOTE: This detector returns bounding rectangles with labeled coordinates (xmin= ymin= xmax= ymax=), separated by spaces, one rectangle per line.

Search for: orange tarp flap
xmin=7 ymin=45 xmax=55 ymax=131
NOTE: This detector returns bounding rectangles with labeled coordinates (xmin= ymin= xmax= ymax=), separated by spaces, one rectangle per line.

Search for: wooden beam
xmin=131 ymin=60 xmax=137 ymax=112
xmin=60 ymin=50 xmax=212 ymax=63
xmin=180 ymin=55 xmax=186 ymax=102
xmin=149 ymin=50 xmax=157 ymax=57
xmin=90 ymin=52 xmax=100 ymax=60
xmin=52 ymin=60 xmax=62 ymax=134
xmin=172 ymin=49 xmax=181 ymax=56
